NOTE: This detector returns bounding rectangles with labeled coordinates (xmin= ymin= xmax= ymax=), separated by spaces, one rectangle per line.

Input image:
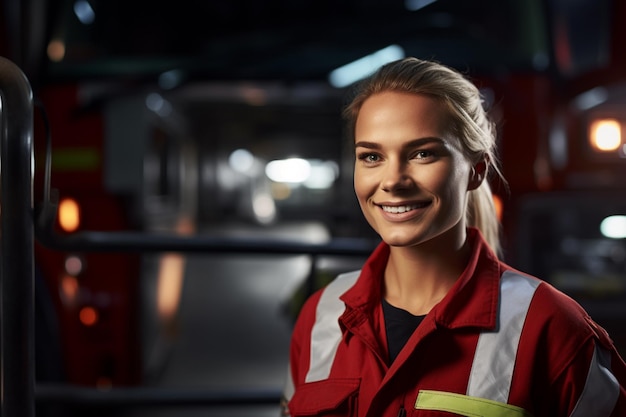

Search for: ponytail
xmin=467 ymin=180 xmax=501 ymax=257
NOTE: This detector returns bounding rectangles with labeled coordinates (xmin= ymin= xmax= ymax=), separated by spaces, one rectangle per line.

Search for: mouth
xmin=379 ymin=202 xmax=431 ymax=214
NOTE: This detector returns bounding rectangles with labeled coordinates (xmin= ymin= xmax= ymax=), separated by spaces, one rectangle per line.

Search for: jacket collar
xmin=340 ymin=227 xmax=502 ymax=331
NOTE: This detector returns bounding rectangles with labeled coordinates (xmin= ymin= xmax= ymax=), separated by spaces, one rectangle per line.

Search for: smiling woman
xmin=7 ymin=0 xmax=623 ymax=415
xmin=282 ymin=57 xmax=626 ymax=417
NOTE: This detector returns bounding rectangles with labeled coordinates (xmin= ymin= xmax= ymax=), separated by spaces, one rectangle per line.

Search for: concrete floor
xmin=131 ymin=222 xmax=366 ymax=416
xmin=141 ymin=253 xmax=308 ymax=416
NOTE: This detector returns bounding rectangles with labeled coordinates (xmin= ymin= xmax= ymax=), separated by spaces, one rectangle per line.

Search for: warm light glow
xmin=60 ymin=275 xmax=79 ymax=307
xmin=79 ymin=306 xmax=99 ymax=326
xmin=96 ymin=377 xmax=113 ymax=390
xmin=65 ymin=255 xmax=83 ymax=275
xmin=589 ymin=119 xmax=622 ymax=151
xmin=492 ymin=194 xmax=503 ymax=222
xmin=47 ymin=39 xmax=66 ymax=62
xmin=271 ymin=182 xmax=292 ymax=200
xmin=157 ymin=254 xmax=185 ymax=321
xmin=241 ymin=86 xmax=267 ymax=106
xmin=58 ymin=198 xmax=81 ymax=232
xmin=156 ymin=217 xmax=194 ymax=322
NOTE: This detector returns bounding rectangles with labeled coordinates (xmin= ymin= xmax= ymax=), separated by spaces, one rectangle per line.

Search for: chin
xmin=379 ymin=232 xmax=425 ymax=248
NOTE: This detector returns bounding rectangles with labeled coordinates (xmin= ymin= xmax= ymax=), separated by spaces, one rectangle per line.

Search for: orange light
xmin=589 ymin=119 xmax=621 ymax=151
xmin=79 ymin=306 xmax=99 ymax=326
xmin=156 ymin=216 xmax=194 ymax=323
xmin=96 ymin=377 xmax=113 ymax=390
xmin=60 ymin=275 xmax=79 ymax=307
xmin=157 ymin=253 xmax=185 ymax=321
xmin=47 ymin=39 xmax=66 ymax=62
xmin=493 ymin=194 xmax=503 ymax=222
xmin=58 ymin=198 xmax=80 ymax=232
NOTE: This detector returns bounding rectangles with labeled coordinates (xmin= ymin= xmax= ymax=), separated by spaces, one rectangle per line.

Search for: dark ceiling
xmin=44 ymin=0 xmax=549 ymax=83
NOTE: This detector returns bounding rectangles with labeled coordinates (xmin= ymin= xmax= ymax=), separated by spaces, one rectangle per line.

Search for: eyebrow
xmin=354 ymin=136 xmax=445 ymax=149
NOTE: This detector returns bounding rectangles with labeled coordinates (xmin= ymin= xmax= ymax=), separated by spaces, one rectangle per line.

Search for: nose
xmin=381 ymin=160 xmax=414 ymax=192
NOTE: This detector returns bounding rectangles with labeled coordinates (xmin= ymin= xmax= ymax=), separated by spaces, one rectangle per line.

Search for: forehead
xmin=355 ymin=91 xmax=453 ymax=140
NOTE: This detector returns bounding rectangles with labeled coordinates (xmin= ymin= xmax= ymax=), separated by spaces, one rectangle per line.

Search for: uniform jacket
xmin=283 ymin=228 xmax=626 ymax=417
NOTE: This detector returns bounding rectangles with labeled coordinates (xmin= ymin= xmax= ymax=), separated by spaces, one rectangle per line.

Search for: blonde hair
xmin=343 ymin=57 xmax=506 ymax=256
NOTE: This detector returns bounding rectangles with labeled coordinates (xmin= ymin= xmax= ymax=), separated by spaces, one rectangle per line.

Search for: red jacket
xmin=283 ymin=228 xmax=626 ymax=416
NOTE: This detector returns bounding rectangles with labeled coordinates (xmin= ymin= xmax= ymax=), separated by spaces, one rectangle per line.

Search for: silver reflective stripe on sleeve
xmin=467 ymin=271 xmax=540 ymax=403
xmin=305 ymin=270 xmax=361 ymax=383
xmin=569 ymin=343 xmax=619 ymax=417
xmin=282 ymin=362 xmax=294 ymax=402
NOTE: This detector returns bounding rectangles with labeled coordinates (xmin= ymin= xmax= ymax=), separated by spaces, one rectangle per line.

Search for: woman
xmin=282 ymin=57 xmax=626 ymax=416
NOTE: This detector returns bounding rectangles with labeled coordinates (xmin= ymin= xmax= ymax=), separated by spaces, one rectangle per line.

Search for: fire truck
xmin=1 ymin=0 xmax=625 ymax=415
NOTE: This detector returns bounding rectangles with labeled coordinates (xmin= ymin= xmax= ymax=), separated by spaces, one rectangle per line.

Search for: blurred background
xmin=2 ymin=0 xmax=626 ymax=416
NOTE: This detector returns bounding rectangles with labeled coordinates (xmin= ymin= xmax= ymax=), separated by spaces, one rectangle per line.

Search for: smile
xmin=381 ymin=203 xmax=429 ymax=214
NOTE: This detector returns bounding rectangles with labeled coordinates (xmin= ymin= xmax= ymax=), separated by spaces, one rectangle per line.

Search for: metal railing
xmin=0 ymin=55 xmax=36 ymax=417
xmin=0 ymin=56 xmax=377 ymax=415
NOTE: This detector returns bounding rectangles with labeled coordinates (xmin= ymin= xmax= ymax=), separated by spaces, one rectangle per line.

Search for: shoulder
xmin=501 ymin=267 xmax=613 ymax=373
xmin=293 ymin=270 xmax=361 ymax=330
xmin=501 ymin=266 xmax=593 ymax=330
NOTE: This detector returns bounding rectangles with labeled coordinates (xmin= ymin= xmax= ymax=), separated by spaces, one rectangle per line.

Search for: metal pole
xmin=0 ymin=56 xmax=35 ymax=417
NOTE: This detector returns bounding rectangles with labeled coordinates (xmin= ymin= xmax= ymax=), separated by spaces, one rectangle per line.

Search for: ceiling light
xmin=73 ymin=0 xmax=95 ymax=24
xmin=328 ymin=45 xmax=405 ymax=88
xmin=405 ymin=0 xmax=438 ymax=12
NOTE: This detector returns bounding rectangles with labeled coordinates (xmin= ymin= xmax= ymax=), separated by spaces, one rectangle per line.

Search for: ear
xmin=468 ymin=160 xmax=487 ymax=191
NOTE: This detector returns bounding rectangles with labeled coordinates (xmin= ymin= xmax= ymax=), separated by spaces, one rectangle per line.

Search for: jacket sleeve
xmin=281 ymin=289 xmax=324 ymax=416
xmin=526 ymin=283 xmax=626 ymax=416
xmin=549 ymin=333 xmax=626 ymax=416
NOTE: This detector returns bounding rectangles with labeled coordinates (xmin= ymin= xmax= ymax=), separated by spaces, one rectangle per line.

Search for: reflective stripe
xmin=305 ymin=270 xmax=360 ymax=382
xmin=467 ymin=271 xmax=540 ymax=403
xmin=414 ymin=390 xmax=533 ymax=417
xmin=569 ymin=343 xmax=619 ymax=417
xmin=283 ymin=362 xmax=295 ymax=401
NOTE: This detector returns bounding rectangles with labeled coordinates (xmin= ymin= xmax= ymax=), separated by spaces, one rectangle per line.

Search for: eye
xmin=357 ymin=152 xmax=381 ymax=164
xmin=413 ymin=150 xmax=434 ymax=160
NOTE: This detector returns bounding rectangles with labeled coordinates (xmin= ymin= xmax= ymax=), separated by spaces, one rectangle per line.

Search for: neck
xmin=383 ymin=229 xmax=472 ymax=316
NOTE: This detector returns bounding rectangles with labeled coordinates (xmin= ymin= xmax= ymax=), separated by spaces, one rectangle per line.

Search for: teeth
xmin=382 ymin=205 xmax=420 ymax=214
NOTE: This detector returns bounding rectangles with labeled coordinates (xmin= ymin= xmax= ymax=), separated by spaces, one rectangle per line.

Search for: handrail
xmin=36 ymin=383 xmax=282 ymax=407
xmin=36 ymin=227 xmax=378 ymax=255
xmin=0 ymin=56 xmax=35 ymax=417
xmin=35 ymin=193 xmax=379 ymax=255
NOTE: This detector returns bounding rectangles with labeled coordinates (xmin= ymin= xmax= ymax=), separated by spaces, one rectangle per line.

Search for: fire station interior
xmin=2 ymin=0 xmax=626 ymax=416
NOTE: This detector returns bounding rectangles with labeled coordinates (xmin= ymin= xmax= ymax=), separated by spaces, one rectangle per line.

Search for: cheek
xmin=420 ymin=165 xmax=456 ymax=191
xmin=353 ymin=168 xmax=372 ymax=200
xmin=421 ymin=165 xmax=468 ymax=202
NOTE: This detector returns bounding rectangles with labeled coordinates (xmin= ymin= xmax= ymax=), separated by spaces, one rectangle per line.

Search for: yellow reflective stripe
xmin=414 ymin=390 xmax=533 ymax=417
